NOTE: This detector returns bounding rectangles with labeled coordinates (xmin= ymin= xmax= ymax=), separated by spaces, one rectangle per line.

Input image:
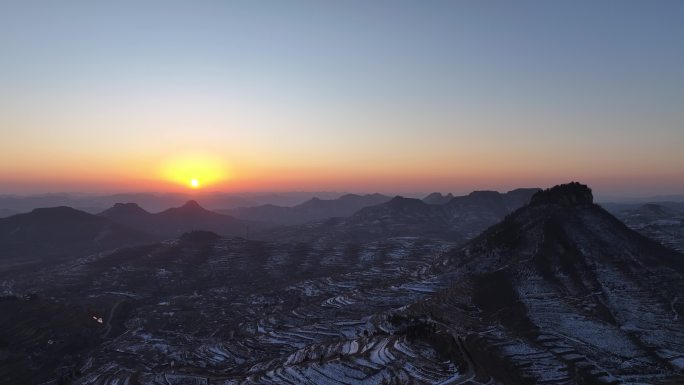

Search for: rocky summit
xmin=530 ymin=181 xmax=594 ymax=207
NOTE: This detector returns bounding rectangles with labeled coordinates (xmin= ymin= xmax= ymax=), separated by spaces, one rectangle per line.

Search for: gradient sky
xmin=1 ymin=1 xmax=683 ymax=196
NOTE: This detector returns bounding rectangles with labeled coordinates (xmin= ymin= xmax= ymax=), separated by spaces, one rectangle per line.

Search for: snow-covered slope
xmin=2 ymin=183 xmax=682 ymax=384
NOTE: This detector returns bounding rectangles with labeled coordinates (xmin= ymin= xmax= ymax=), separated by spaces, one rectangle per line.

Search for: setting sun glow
xmin=160 ymin=154 xmax=231 ymax=190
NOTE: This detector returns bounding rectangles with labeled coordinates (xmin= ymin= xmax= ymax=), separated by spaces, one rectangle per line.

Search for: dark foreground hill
xmin=0 ymin=207 xmax=151 ymax=262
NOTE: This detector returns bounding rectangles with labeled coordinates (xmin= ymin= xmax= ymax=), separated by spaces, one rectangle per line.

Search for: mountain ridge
xmin=100 ymin=200 xmax=256 ymax=238
xmin=263 ymin=187 xmax=541 ymax=243
xmin=0 ymin=206 xmax=151 ymax=262
xmin=223 ymin=193 xmax=392 ymax=225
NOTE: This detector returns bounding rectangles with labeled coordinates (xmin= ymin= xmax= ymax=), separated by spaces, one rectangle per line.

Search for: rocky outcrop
xmin=530 ymin=181 xmax=593 ymax=207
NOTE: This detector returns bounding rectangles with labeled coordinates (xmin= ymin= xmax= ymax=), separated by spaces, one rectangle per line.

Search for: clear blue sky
xmin=1 ymin=1 xmax=683 ymax=196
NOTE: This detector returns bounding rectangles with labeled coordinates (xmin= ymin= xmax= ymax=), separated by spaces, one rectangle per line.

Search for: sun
xmin=160 ymin=153 xmax=231 ymax=190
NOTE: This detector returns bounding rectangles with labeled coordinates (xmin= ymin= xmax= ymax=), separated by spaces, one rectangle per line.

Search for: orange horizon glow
xmin=1 ymin=160 xmax=683 ymax=197
xmin=0 ymin=2 xmax=683 ymax=198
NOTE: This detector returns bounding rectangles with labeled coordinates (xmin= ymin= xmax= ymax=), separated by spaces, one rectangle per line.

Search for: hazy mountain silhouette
xmin=621 ymin=202 xmax=683 ymax=220
xmin=223 ymin=193 xmax=391 ymax=225
xmin=99 ymin=202 xmax=151 ymax=223
xmin=100 ymin=200 xmax=257 ymax=238
xmin=0 ymin=192 xmax=352 ymax=214
xmin=0 ymin=206 xmax=151 ymax=261
xmin=0 ymin=193 xmax=258 ymax=214
xmin=422 ymin=192 xmax=454 ymax=204
xmin=264 ymin=188 xmax=540 ymax=242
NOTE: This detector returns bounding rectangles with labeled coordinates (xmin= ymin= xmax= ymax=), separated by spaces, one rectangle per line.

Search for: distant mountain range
xmin=0 ymin=191 xmax=347 ymax=214
xmin=0 ymin=200 xmax=258 ymax=263
xmin=6 ymin=185 xmax=683 ymax=269
xmin=99 ymin=200 xmax=257 ymax=238
xmin=602 ymin=200 xmax=684 ymax=215
xmin=3 ymin=190 xmax=684 ymax=218
xmin=0 ymin=189 xmax=540 ymax=264
xmin=421 ymin=192 xmax=454 ymax=204
xmin=263 ymin=188 xmax=541 ymax=243
xmin=222 ymin=193 xmax=392 ymax=224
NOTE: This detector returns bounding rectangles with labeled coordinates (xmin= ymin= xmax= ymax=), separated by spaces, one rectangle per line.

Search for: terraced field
xmin=4 ymin=236 xmax=485 ymax=384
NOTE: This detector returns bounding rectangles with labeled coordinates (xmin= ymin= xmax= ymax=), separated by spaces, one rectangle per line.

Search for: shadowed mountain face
xmin=264 ymin=188 xmax=540 ymax=243
xmin=100 ymin=200 xmax=258 ymax=238
xmin=222 ymin=193 xmax=391 ymax=225
xmin=0 ymin=207 xmax=151 ymax=262
xmin=1 ymin=183 xmax=682 ymax=384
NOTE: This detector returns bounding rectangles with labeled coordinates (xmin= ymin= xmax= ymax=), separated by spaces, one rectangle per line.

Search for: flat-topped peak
xmin=530 ymin=182 xmax=593 ymax=207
